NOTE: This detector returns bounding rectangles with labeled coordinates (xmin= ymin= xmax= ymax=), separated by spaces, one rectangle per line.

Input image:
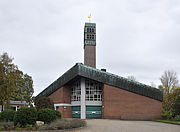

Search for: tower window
xmin=87 ymin=34 xmax=89 ymax=39
xmin=87 ymin=28 xmax=89 ymax=32
xmin=92 ymin=35 xmax=94 ymax=40
xmin=92 ymin=28 xmax=94 ymax=33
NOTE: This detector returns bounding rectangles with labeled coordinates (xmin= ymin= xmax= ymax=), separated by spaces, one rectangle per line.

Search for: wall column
xmin=80 ymin=78 xmax=86 ymax=119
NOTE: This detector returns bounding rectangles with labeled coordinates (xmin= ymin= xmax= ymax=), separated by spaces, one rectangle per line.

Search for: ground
xmin=72 ymin=119 xmax=180 ymax=132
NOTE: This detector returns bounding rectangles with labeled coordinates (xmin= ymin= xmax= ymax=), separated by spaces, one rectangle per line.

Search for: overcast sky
xmin=1 ymin=0 xmax=180 ymax=96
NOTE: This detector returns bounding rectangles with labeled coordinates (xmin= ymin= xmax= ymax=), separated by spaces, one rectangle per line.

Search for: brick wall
xmin=48 ymin=86 xmax=72 ymax=118
xmin=49 ymin=87 xmax=63 ymax=104
xmin=102 ymin=84 xmax=162 ymax=120
xmin=84 ymin=45 xmax=96 ymax=68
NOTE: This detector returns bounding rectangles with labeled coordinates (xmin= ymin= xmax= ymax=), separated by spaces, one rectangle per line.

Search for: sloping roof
xmin=36 ymin=63 xmax=163 ymax=101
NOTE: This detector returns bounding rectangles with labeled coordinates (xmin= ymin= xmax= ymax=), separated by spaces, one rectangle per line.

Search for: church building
xmin=36 ymin=22 xmax=163 ymax=120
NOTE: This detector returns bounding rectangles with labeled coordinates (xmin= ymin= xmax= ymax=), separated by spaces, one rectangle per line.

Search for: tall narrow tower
xmin=84 ymin=23 xmax=96 ymax=68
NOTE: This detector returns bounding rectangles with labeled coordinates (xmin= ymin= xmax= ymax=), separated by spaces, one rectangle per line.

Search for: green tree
xmin=0 ymin=52 xmax=34 ymax=110
xmin=10 ymin=72 xmax=34 ymax=104
xmin=0 ymin=53 xmax=17 ymax=111
xmin=10 ymin=70 xmax=25 ymax=101
xmin=174 ymin=95 xmax=180 ymax=116
xmin=159 ymin=70 xmax=180 ymax=119
xmin=23 ymin=74 xmax=34 ymax=104
xmin=36 ymin=96 xmax=54 ymax=110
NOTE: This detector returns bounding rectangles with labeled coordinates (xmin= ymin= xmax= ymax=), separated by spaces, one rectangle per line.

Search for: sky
xmin=0 ymin=0 xmax=180 ymax=96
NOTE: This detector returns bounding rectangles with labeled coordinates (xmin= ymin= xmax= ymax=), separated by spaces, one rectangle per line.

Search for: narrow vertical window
xmin=92 ymin=28 xmax=94 ymax=33
xmin=87 ymin=34 xmax=89 ymax=39
xmin=92 ymin=35 xmax=94 ymax=40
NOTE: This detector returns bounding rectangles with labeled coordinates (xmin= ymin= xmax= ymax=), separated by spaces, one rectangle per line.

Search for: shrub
xmin=14 ymin=107 xmax=37 ymax=127
xmin=162 ymin=108 xmax=173 ymax=119
xmin=36 ymin=96 xmax=54 ymax=110
xmin=54 ymin=110 xmax=61 ymax=118
xmin=0 ymin=110 xmax=15 ymax=121
xmin=174 ymin=96 xmax=180 ymax=116
xmin=0 ymin=122 xmax=14 ymax=131
xmin=38 ymin=118 xmax=86 ymax=130
xmin=37 ymin=109 xmax=56 ymax=124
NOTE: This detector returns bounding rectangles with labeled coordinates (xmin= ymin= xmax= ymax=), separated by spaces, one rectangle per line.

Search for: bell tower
xmin=84 ymin=22 xmax=96 ymax=68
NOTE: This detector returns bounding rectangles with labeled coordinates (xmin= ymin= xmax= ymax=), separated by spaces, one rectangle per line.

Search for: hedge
xmin=0 ymin=110 xmax=15 ymax=121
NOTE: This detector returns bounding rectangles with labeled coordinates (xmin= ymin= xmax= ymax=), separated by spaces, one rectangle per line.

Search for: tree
xmin=159 ymin=70 xmax=180 ymax=119
xmin=0 ymin=53 xmax=17 ymax=111
xmin=127 ymin=75 xmax=136 ymax=81
xmin=0 ymin=52 xmax=34 ymax=110
xmin=10 ymin=73 xmax=34 ymax=104
xmin=160 ymin=70 xmax=179 ymax=94
xmin=150 ymin=82 xmax=156 ymax=88
xmin=174 ymin=95 xmax=180 ymax=115
xmin=23 ymin=74 xmax=34 ymax=104
xmin=36 ymin=97 xmax=54 ymax=111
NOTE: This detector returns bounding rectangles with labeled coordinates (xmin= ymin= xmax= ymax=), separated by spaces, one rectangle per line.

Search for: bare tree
xmin=159 ymin=70 xmax=180 ymax=119
xmin=127 ymin=76 xmax=136 ymax=81
xmin=160 ymin=70 xmax=179 ymax=94
xmin=150 ymin=82 xmax=156 ymax=88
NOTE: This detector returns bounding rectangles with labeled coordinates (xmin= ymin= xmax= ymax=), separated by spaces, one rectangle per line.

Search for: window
xmin=92 ymin=35 xmax=94 ymax=40
xmin=56 ymin=106 xmax=59 ymax=110
xmin=85 ymin=79 xmax=102 ymax=101
xmin=71 ymin=79 xmax=102 ymax=102
xmin=71 ymin=81 xmax=81 ymax=101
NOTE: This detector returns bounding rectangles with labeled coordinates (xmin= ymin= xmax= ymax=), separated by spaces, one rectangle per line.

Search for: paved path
xmin=69 ymin=119 xmax=180 ymax=132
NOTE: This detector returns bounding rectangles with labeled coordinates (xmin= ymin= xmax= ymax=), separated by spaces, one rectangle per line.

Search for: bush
xmin=0 ymin=110 xmax=15 ymax=121
xmin=162 ymin=108 xmax=173 ymax=120
xmin=0 ymin=121 xmax=14 ymax=131
xmin=174 ymin=96 xmax=180 ymax=116
xmin=14 ymin=107 xmax=37 ymax=127
xmin=37 ymin=109 xmax=56 ymax=124
xmin=38 ymin=118 xmax=86 ymax=130
xmin=36 ymin=96 xmax=54 ymax=110
xmin=54 ymin=110 xmax=61 ymax=118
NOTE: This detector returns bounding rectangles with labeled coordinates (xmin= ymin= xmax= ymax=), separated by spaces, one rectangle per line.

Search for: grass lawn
xmin=155 ymin=120 xmax=180 ymax=125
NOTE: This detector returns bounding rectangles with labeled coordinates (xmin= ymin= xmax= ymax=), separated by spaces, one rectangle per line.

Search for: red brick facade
xmin=48 ymin=84 xmax=162 ymax=120
xmin=48 ymin=86 xmax=72 ymax=118
xmin=102 ymin=84 xmax=162 ymax=120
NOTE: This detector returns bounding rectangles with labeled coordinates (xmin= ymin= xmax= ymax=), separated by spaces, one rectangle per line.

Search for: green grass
xmin=155 ymin=120 xmax=180 ymax=124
